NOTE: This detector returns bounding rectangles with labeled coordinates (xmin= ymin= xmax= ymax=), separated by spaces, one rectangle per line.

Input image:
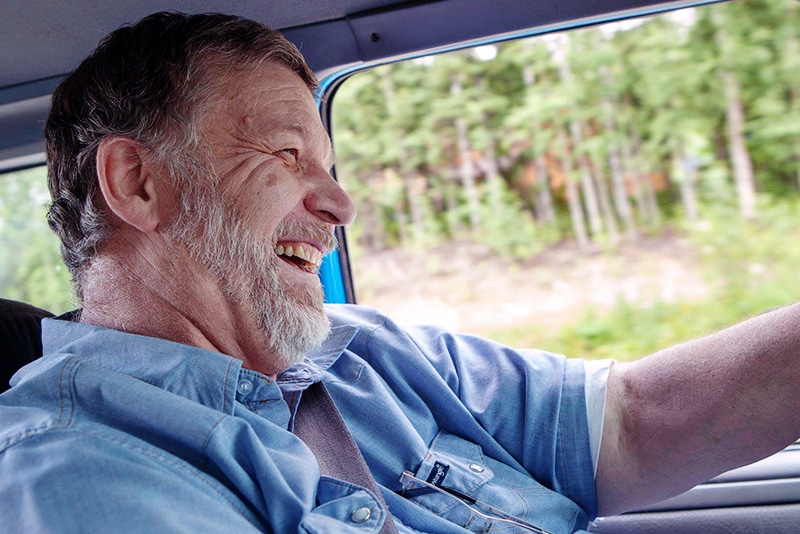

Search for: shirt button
xmin=351 ymin=507 xmax=372 ymax=523
xmin=237 ymin=379 xmax=254 ymax=395
xmin=469 ymin=463 xmax=485 ymax=473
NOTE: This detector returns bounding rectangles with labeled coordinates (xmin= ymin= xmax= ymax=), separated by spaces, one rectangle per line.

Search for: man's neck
xmin=79 ymin=239 xmax=283 ymax=378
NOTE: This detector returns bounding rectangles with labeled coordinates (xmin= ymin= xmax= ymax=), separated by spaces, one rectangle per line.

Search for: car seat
xmin=0 ymin=299 xmax=53 ymax=393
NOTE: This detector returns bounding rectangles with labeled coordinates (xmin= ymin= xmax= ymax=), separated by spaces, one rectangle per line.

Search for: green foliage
xmin=333 ymin=0 xmax=800 ymax=258
xmin=0 ymin=167 xmax=74 ymax=312
xmin=488 ymin=197 xmax=800 ymax=360
xmin=690 ymin=196 xmax=800 ymax=307
xmin=470 ymin=181 xmax=544 ymax=260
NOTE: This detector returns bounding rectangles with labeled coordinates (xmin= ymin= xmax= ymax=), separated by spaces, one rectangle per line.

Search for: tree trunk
xmin=633 ymin=132 xmax=661 ymax=227
xmin=796 ymin=144 xmax=800 ymax=192
xmin=721 ymin=70 xmax=757 ymax=219
xmin=534 ymin=155 xmax=556 ymax=225
xmin=405 ymin=174 xmax=428 ymax=243
xmin=359 ymin=171 xmax=384 ymax=250
xmin=570 ymin=120 xmax=603 ymax=237
xmin=481 ymin=136 xmax=504 ymax=215
xmin=591 ymin=162 xmax=621 ymax=244
xmin=607 ymin=136 xmax=636 ymax=235
xmin=380 ymin=69 xmax=430 ymax=243
xmin=679 ymin=171 xmax=700 ymax=224
xmin=443 ymin=175 xmax=462 ymax=236
xmin=554 ymin=35 xmax=601 ymax=241
xmin=522 ymin=64 xmax=557 ymax=227
xmin=791 ymin=65 xmax=800 ymax=191
xmin=558 ymin=128 xmax=590 ymax=249
xmin=396 ymin=211 xmax=409 ymax=247
xmin=672 ymin=139 xmax=700 ymax=223
xmin=599 ymin=69 xmax=636 ymax=236
xmin=621 ymin=136 xmax=645 ymax=225
xmin=712 ymin=8 xmax=757 ymax=219
xmin=580 ymin=165 xmax=603 ymax=236
xmin=451 ymin=74 xmax=481 ymax=228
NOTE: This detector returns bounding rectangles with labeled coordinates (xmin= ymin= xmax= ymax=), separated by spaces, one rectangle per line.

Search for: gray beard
xmin=170 ymin=179 xmax=331 ymax=372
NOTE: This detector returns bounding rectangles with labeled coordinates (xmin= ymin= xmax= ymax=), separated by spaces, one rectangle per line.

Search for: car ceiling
xmin=0 ymin=0 xmax=719 ymax=170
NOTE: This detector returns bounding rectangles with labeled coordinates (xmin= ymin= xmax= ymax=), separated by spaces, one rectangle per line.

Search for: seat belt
xmin=294 ymin=381 xmax=400 ymax=534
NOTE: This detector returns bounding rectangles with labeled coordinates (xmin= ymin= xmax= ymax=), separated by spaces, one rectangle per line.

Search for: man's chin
xmin=256 ymin=293 xmax=331 ymax=372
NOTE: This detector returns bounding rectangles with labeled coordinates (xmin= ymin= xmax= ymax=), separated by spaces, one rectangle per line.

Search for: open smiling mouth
xmin=276 ymin=243 xmax=324 ymax=274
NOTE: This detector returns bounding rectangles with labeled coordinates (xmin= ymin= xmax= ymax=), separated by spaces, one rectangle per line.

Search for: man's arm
xmin=595 ymin=302 xmax=800 ymax=516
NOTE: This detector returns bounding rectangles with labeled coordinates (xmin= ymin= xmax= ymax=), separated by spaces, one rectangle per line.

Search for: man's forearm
xmin=596 ymin=302 xmax=800 ymax=515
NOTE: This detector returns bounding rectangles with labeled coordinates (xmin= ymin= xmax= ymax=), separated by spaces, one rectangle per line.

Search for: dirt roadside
xmin=351 ymin=232 xmax=709 ymax=337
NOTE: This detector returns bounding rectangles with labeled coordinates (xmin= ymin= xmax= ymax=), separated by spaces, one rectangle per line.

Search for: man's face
xmin=171 ymin=61 xmax=356 ymax=373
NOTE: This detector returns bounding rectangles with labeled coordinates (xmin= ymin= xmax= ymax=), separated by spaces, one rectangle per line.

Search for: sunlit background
xmin=332 ymin=0 xmax=800 ymax=361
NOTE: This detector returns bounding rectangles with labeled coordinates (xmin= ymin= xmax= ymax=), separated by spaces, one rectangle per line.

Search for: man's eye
xmin=278 ymin=148 xmax=299 ymax=160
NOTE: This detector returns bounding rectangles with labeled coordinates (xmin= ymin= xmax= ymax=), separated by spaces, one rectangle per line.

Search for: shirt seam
xmin=221 ymin=358 xmax=237 ymax=414
xmin=56 ymin=356 xmax=81 ymax=428
xmin=199 ymin=415 xmax=229 ymax=471
xmin=361 ymin=313 xmax=391 ymax=364
xmin=0 ymin=423 xmax=54 ymax=451
xmin=557 ymin=395 xmax=572 ymax=499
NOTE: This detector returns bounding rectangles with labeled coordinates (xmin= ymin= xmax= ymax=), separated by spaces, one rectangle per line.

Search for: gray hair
xmin=45 ymin=11 xmax=317 ymax=298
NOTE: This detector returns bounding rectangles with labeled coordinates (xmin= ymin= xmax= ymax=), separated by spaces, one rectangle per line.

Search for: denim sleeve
xmin=430 ymin=330 xmax=597 ymax=516
xmin=341 ymin=307 xmax=601 ymax=519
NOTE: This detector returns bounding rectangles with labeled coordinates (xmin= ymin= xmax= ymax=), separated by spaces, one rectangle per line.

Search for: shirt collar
xmin=277 ymin=325 xmax=357 ymax=392
xmin=29 ymin=318 xmax=357 ymax=413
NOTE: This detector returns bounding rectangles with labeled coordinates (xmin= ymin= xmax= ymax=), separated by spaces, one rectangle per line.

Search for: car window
xmin=331 ymin=0 xmax=800 ymax=362
xmin=0 ymin=166 xmax=73 ymax=313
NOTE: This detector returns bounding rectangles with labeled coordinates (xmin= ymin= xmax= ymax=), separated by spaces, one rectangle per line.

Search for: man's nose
xmin=304 ymin=169 xmax=357 ymax=226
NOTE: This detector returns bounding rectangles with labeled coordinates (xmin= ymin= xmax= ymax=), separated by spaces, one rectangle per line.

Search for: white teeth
xmin=275 ymin=243 xmax=324 ymax=267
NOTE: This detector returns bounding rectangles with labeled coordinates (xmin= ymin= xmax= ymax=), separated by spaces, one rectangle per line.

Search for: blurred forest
xmin=0 ymin=166 xmax=72 ymax=312
xmin=332 ymin=0 xmax=800 ymax=358
xmin=333 ymin=0 xmax=800 ymax=255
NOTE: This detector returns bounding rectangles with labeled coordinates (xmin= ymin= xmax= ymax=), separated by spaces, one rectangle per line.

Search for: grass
xmin=488 ymin=198 xmax=800 ymax=361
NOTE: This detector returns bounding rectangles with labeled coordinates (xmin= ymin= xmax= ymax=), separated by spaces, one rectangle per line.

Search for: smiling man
xmin=2 ymin=11 xmax=800 ymax=534
xmin=57 ymin=22 xmax=354 ymax=376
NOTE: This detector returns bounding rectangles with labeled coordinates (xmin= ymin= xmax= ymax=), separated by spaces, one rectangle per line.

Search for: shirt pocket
xmin=398 ymin=431 xmax=583 ymax=534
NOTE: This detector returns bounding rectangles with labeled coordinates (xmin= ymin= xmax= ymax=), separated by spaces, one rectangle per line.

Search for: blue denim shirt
xmin=0 ymin=304 xmax=603 ymax=533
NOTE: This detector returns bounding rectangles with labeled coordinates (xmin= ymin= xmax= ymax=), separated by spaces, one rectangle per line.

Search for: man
xmin=1 ymin=11 xmax=799 ymax=534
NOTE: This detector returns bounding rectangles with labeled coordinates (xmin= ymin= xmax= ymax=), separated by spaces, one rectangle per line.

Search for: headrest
xmin=0 ymin=299 xmax=54 ymax=393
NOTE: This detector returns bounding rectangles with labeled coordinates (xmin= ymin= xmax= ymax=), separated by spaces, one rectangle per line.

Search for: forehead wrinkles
xmin=200 ymin=65 xmax=334 ymax=165
xmin=200 ymin=62 xmax=313 ymax=126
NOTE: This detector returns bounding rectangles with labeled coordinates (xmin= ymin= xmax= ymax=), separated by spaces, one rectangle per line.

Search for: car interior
xmin=2 ymin=0 xmax=800 ymax=532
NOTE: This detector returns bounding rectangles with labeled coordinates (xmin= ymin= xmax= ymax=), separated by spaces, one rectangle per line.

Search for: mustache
xmin=273 ymin=220 xmax=338 ymax=254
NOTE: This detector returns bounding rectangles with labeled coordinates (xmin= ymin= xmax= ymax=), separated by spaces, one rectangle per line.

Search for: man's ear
xmin=96 ymin=137 xmax=165 ymax=233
